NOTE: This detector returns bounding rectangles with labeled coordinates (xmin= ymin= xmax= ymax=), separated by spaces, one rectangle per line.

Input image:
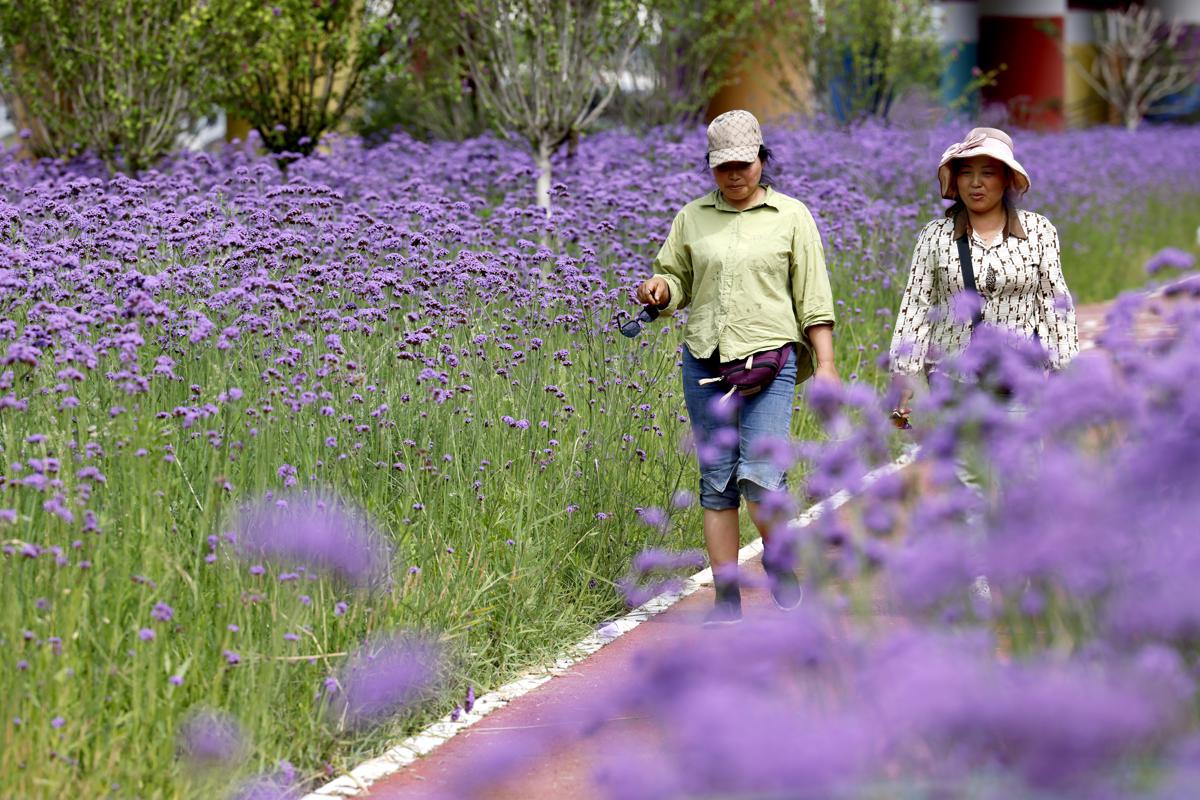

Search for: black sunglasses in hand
xmin=618 ymin=304 xmax=665 ymax=338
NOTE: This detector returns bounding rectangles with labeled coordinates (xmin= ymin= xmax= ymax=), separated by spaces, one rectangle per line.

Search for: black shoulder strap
xmin=956 ymin=234 xmax=984 ymax=329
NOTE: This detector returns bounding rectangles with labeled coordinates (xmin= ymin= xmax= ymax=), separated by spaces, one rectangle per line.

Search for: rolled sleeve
xmin=789 ymin=209 xmax=836 ymax=332
xmin=652 ymin=213 xmax=692 ymax=315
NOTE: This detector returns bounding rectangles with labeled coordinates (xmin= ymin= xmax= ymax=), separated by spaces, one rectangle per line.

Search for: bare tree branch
xmin=454 ymin=0 xmax=641 ymax=213
xmin=1061 ymin=5 xmax=1199 ymax=131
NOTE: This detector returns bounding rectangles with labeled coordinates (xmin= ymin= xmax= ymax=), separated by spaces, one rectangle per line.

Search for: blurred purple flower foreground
xmin=589 ymin=619 xmax=1189 ymax=799
xmin=177 ymin=708 xmax=248 ymax=768
xmin=1145 ymin=246 xmax=1197 ymax=274
xmin=459 ymin=295 xmax=1200 ymax=798
xmin=328 ymin=632 xmax=442 ymax=730
xmin=234 ymin=495 xmax=391 ymax=588
xmin=228 ymin=763 xmax=297 ymax=800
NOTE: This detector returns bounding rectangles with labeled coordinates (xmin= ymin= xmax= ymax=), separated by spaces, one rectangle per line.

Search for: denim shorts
xmin=681 ymin=345 xmax=798 ymax=510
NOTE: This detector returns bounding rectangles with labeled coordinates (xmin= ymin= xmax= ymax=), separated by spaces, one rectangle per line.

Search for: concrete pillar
xmin=1064 ymin=4 xmax=1108 ymax=127
xmin=706 ymin=32 xmax=814 ymax=124
xmin=224 ymin=114 xmax=253 ymax=145
xmin=1146 ymin=0 xmax=1200 ymax=23
xmin=978 ymin=0 xmax=1068 ymax=129
xmin=1145 ymin=0 xmax=1200 ymax=121
xmin=936 ymin=1 xmax=981 ymax=112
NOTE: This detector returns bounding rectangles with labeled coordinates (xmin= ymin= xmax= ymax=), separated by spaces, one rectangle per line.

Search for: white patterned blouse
xmin=888 ymin=208 xmax=1079 ymax=375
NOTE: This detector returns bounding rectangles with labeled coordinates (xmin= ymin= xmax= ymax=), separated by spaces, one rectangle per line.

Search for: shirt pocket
xmin=743 ymin=238 xmax=791 ymax=275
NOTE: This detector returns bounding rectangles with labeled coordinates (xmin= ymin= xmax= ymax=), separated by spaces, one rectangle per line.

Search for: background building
xmin=940 ymin=0 xmax=1200 ymax=129
xmin=710 ymin=0 xmax=1198 ymax=128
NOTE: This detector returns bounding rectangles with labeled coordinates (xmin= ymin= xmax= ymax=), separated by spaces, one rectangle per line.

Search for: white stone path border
xmin=304 ymin=447 xmax=919 ymax=799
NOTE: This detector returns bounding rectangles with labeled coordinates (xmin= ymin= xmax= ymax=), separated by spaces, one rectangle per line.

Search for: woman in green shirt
xmin=635 ymin=110 xmax=839 ymax=626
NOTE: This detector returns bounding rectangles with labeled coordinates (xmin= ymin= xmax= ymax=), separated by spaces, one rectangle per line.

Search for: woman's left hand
xmin=814 ymin=362 xmax=841 ymax=386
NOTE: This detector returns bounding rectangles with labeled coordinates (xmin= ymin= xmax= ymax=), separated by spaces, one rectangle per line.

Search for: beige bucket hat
xmin=707 ymin=110 xmax=764 ymax=167
xmin=938 ymin=127 xmax=1031 ymax=199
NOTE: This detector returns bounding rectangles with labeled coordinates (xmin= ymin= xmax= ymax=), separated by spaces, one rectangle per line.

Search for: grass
xmin=1057 ymin=195 xmax=1200 ymax=304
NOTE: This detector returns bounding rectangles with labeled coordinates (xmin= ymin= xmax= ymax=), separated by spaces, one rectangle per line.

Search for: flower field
xmin=2 ymin=121 xmax=1199 ymax=797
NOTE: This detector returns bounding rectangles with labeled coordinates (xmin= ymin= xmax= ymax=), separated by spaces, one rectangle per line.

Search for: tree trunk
xmin=535 ymin=138 xmax=553 ymax=215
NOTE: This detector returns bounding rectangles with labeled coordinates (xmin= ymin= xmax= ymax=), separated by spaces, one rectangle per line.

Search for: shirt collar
xmin=953 ymin=207 xmax=1028 ymax=241
xmin=701 ymin=185 xmax=781 ymax=213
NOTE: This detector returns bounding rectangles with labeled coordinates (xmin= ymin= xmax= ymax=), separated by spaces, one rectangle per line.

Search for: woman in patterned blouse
xmin=889 ymin=127 xmax=1079 ymax=423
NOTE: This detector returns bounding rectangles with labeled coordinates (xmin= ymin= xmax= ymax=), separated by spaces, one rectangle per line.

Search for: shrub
xmin=0 ymin=0 xmax=233 ymax=172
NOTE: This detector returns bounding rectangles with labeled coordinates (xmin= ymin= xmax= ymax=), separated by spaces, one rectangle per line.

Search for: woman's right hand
xmin=636 ymin=277 xmax=670 ymax=307
xmin=891 ymin=381 xmax=914 ymax=429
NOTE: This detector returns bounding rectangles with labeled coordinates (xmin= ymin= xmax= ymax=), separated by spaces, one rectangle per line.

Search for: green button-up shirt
xmin=652 ymin=186 xmax=836 ymax=382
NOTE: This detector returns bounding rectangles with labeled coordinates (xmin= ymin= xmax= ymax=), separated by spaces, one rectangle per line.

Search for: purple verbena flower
xmin=234 ymin=495 xmax=390 ymax=588
xmin=330 ymin=633 xmax=441 ymax=729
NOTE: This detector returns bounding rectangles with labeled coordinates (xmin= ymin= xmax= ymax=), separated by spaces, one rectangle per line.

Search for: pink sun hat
xmin=937 ymin=127 xmax=1031 ymax=200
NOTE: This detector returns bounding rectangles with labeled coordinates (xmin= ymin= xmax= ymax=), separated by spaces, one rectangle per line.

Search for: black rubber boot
xmin=763 ymin=549 xmax=803 ymax=611
xmin=703 ymin=576 xmax=743 ymax=627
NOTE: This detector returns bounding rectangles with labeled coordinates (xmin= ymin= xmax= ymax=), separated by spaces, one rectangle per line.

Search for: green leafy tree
xmin=806 ymin=0 xmax=941 ymax=124
xmin=0 ymin=0 xmax=232 ymax=173
xmin=216 ymin=0 xmax=413 ymax=164
xmin=356 ymin=3 xmax=489 ymax=142
xmin=454 ymin=0 xmax=642 ymax=213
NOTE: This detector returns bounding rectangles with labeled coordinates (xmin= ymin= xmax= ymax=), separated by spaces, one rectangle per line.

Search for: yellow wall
xmin=1065 ymin=43 xmax=1109 ymax=127
xmin=706 ymin=35 xmax=813 ymax=124
xmin=223 ymin=1 xmax=364 ymax=145
xmin=224 ymin=114 xmax=253 ymax=143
